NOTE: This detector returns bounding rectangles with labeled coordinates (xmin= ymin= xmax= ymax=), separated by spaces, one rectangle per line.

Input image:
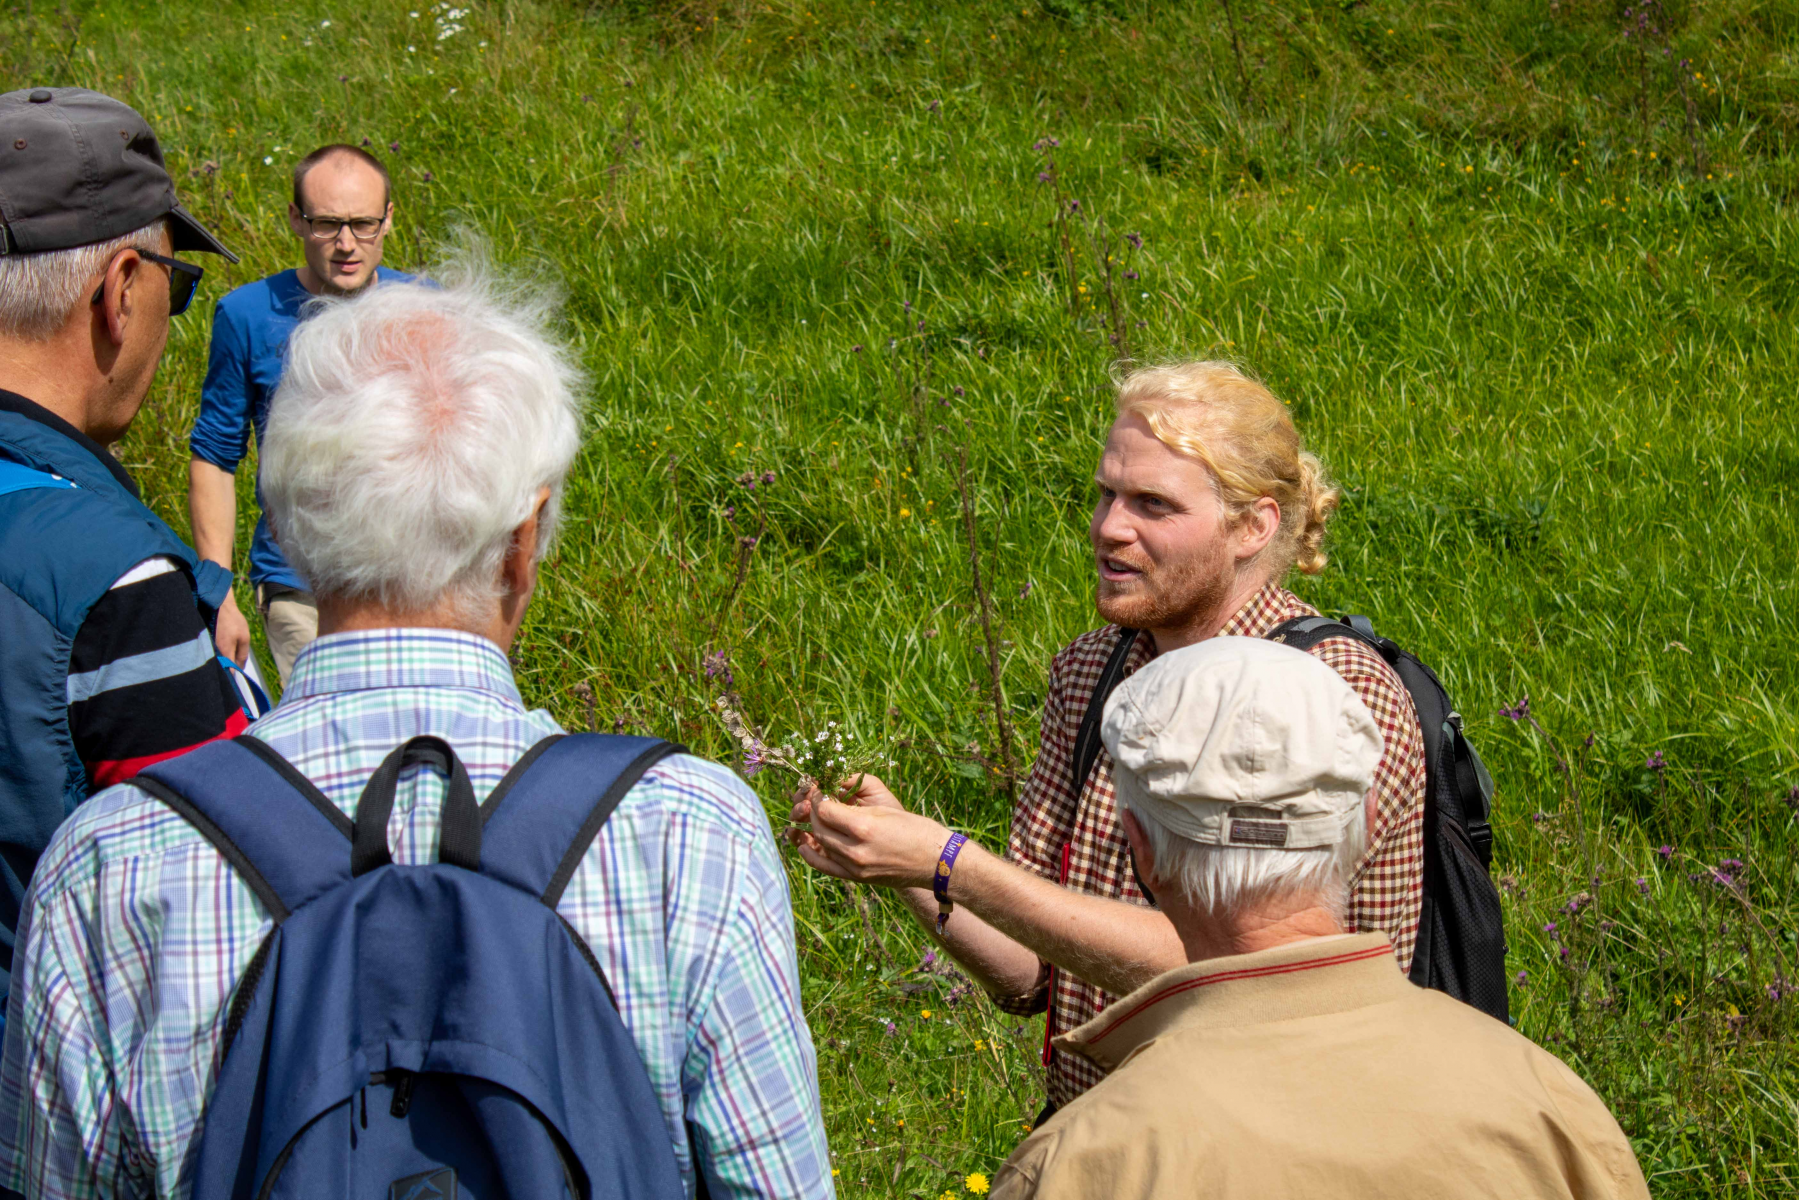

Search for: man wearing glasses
xmin=0 ymin=87 xmax=246 ymax=1026
xmin=188 ymin=144 xmax=414 ymax=683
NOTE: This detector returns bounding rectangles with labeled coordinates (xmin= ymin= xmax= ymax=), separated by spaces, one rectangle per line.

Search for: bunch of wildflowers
xmin=713 ymin=679 xmax=895 ymax=796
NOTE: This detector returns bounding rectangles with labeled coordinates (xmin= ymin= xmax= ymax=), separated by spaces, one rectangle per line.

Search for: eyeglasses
xmin=298 ymin=214 xmax=387 ymax=242
xmin=88 ymin=250 xmax=205 ymax=316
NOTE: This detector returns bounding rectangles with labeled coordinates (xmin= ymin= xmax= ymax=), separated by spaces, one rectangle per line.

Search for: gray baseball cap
xmin=0 ymin=87 xmax=237 ymax=261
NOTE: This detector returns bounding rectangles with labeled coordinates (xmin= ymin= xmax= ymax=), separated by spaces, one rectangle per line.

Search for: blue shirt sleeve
xmin=189 ymin=297 xmax=255 ymax=472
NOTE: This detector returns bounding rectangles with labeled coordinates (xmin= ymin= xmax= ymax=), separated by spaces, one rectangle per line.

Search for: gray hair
xmin=0 ymin=220 xmax=166 ymax=340
xmin=1125 ymin=795 xmax=1369 ymax=924
xmin=260 ymin=267 xmax=584 ymax=618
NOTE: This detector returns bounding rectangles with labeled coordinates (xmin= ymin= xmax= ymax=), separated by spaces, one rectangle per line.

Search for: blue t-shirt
xmin=189 ymin=267 xmax=416 ymax=592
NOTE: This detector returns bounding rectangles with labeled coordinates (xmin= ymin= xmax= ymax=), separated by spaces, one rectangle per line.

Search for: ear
xmin=287 ymin=203 xmax=309 ymax=239
xmin=1120 ymin=808 xmax=1160 ymax=891
xmin=94 ymin=249 xmax=147 ymax=347
xmin=1232 ymin=494 xmax=1281 ymax=564
xmin=501 ymin=487 xmax=554 ymax=599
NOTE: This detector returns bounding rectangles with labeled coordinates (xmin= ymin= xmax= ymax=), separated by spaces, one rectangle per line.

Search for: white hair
xmin=260 ymin=266 xmax=584 ymax=618
xmin=1125 ymin=795 xmax=1369 ymax=924
xmin=0 ymin=220 xmax=167 ymax=340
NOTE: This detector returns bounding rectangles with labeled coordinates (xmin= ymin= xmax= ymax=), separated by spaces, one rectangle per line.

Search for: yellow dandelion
xmin=921 ymin=1009 xmax=933 ymax=1019
xmin=899 ymin=508 xmax=911 ymax=518
xmin=966 ymin=1173 xmax=991 ymax=1194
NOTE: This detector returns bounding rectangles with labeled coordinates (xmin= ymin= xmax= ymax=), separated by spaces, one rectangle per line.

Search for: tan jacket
xmin=994 ymin=934 xmax=1650 ymax=1200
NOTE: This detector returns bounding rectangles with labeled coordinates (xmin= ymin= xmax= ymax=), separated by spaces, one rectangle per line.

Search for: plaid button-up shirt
xmin=998 ymin=584 xmax=1427 ymax=1109
xmin=0 ymin=628 xmax=834 ymax=1200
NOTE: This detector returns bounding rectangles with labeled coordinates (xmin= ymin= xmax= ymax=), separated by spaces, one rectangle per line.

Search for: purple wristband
xmin=933 ymin=832 xmax=968 ymax=934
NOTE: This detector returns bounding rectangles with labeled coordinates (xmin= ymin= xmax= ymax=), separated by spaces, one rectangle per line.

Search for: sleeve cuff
xmin=988 ymin=961 xmax=1052 ymax=1015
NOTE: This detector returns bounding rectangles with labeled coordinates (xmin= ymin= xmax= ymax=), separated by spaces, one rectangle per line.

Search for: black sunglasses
xmin=89 ymin=250 xmax=206 ymax=316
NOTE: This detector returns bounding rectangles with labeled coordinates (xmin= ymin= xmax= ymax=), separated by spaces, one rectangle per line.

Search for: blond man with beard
xmin=790 ymin=362 xmax=1427 ymax=1118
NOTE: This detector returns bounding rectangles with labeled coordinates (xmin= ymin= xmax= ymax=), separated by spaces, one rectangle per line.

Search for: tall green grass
xmin=7 ymin=0 xmax=1797 ymax=1193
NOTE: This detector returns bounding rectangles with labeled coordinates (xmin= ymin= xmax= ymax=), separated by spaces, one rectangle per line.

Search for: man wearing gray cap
xmin=991 ymin=638 xmax=1648 ymax=1200
xmin=0 ymin=88 xmax=247 ymax=1023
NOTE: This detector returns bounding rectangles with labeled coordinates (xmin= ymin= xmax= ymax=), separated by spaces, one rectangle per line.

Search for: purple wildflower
xmin=953 ymin=385 xmax=965 ymax=397
xmin=740 ymin=746 xmax=766 ymax=777
xmin=883 ymin=1020 xmax=898 ymax=1037
xmin=1542 ymin=921 xmax=1557 ymax=935
xmin=1125 ymin=231 xmax=1144 ymax=251
xmin=739 ymin=535 xmax=759 ymax=548
xmin=1645 ymin=749 xmax=1666 ymax=770
xmin=1559 ymin=946 xmax=1571 ymax=960
xmin=1656 ymin=844 xmax=1675 ymax=860
xmin=1067 ymin=199 xmax=1082 ymax=214
xmin=927 ymin=99 xmax=940 ymax=113
xmin=1019 ymin=580 xmax=1034 ymax=599
xmin=360 ymin=137 xmax=372 ymax=147
xmin=1036 ymin=171 xmax=1052 ymax=183
xmin=389 ymin=141 xmax=400 ymax=152
xmin=1635 ymin=877 xmax=1650 ymax=895
xmin=903 ymin=299 xmax=912 ymax=312
xmin=1031 ymin=137 xmax=1060 ymax=152
xmin=703 ymin=650 xmax=734 ymax=686
xmin=1499 ymin=696 xmax=1530 ymax=721
xmin=723 ymin=505 xmax=736 ymax=519
xmin=1514 ymin=970 xmax=1528 ymax=987
xmin=851 ymin=344 xmax=864 ymax=353
xmin=1124 ymin=269 xmax=1139 ymax=281
xmin=762 ymin=470 xmax=777 ymax=485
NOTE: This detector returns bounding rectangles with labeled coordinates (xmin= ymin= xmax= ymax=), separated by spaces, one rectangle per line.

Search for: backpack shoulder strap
xmin=479 ymin=733 xmax=685 ymax=907
xmin=1268 ymin=613 xmax=1386 ymax=657
xmin=1070 ymin=627 xmax=1140 ymax=797
xmin=131 ymin=736 xmax=353 ymax=924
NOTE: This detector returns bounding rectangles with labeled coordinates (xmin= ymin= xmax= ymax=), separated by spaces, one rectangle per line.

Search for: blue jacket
xmin=190 ymin=267 xmax=416 ymax=592
xmin=0 ymin=395 xmax=231 ymax=995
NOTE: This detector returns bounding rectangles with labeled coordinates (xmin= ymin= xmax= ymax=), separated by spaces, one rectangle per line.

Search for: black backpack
xmin=1071 ymin=617 xmax=1509 ymax=1022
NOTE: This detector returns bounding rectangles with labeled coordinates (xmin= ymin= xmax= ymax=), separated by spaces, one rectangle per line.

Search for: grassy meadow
xmin=7 ymin=0 xmax=1799 ymax=1193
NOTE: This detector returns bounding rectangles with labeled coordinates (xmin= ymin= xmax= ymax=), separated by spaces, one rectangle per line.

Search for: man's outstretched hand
xmin=787 ymin=774 xmax=953 ymax=890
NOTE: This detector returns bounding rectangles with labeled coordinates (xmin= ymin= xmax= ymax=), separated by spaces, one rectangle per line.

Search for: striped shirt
xmin=0 ymin=628 xmax=834 ymax=1200
xmin=68 ymin=556 xmax=248 ymax=788
xmin=997 ymin=583 xmax=1427 ymax=1109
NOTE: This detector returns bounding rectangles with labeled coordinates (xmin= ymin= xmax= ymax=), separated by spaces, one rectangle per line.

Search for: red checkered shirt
xmin=997 ymin=583 xmax=1427 ymax=1109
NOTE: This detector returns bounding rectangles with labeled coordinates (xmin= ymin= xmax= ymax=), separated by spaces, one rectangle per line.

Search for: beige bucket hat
xmin=1100 ymin=636 xmax=1384 ymax=849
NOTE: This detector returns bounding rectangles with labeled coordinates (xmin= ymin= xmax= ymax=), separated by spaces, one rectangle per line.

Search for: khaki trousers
xmin=257 ymin=586 xmax=319 ymax=686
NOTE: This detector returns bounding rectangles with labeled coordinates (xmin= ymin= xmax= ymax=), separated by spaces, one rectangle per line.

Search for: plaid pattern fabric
xmin=998 ymin=584 xmax=1427 ymax=1109
xmin=0 ymin=628 xmax=833 ymax=1200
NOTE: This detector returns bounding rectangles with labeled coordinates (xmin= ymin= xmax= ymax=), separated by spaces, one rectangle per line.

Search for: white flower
xmin=407 ymin=45 xmax=416 ymax=52
xmin=320 ymin=18 xmax=331 ymax=27
xmin=477 ymin=39 xmax=488 ymax=47
xmin=410 ymin=10 xmax=420 ymax=16
xmin=263 ymin=156 xmax=273 ymax=165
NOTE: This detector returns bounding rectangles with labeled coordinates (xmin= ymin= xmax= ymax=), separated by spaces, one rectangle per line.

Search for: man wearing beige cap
xmin=991 ymin=638 xmax=1648 ymax=1200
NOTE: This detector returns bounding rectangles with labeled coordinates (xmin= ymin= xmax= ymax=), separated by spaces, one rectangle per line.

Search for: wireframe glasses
xmin=89 ymin=250 xmax=205 ymax=316
xmin=298 ymin=214 xmax=387 ymax=242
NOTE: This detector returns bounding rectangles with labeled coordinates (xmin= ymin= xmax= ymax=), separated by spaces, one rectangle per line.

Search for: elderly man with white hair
xmin=0 ymin=275 xmax=835 ymax=1199
xmin=991 ymin=638 xmax=1648 ymax=1200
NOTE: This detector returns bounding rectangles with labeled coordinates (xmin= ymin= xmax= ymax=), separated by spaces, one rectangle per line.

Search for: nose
xmin=333 ymin=224 xmax=358 ymax=251
xmin=1092 ymin=494 xmax=1135 ymax=549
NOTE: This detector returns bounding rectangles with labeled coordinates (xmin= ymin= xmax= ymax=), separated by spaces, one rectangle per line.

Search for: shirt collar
xmin=0 ymin=388 xmax=139 ymax=497
xmin=1055 ymin=934 xmax=1405 ymax=1071
xmin=282 ymin=627 xmax=526 ymax=708
xmin=1217 ymin=580 xmax=1311 ymax=639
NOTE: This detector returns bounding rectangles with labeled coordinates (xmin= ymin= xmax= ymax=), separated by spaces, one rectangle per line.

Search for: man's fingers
xmin=793 ymin=837 xmax=854 ymax=880
xmin=788 ymin=797 xmax=814 ymax=824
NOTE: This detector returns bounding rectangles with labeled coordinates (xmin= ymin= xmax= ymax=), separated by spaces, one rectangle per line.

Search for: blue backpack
xmin=133 ymin=732 xmax=690 ymax=1200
